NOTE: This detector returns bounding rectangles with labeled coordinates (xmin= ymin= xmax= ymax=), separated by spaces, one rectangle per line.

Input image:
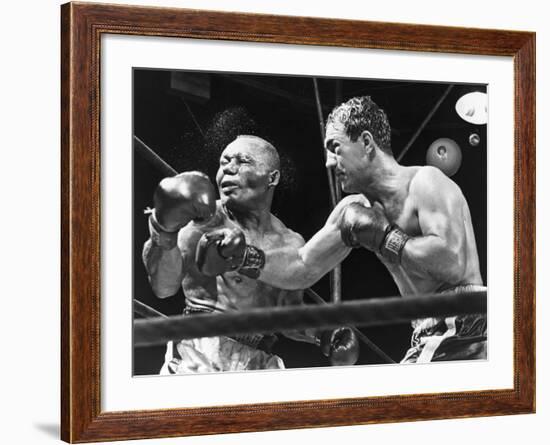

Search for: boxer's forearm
xmin=401 ymin=235 xmax=465 ymax=284
xmin=142 ymin=238 xmax=184 ymax=298
xmin=260 ymin=225 xmax=350 ymax=290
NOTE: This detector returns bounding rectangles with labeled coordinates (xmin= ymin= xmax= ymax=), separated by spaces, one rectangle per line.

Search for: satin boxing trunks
xmin=160 ymin=335 xmax=284 ymax=374
xmin=401 ymin=284 xmax=487 ymax=364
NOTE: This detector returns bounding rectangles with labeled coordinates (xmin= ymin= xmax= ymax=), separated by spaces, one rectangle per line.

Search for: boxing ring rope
xmin=134 ymin=291 xmax=396 ymax=363
xmin=134 ymin=135 xmax=178 ymax=176
xmin=134 ymin=290 xmax=486 ymax=347
xmin=134 ymin=299 xmax=168 ymax=319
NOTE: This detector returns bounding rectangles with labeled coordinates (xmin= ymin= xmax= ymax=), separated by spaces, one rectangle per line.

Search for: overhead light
xmin=426 ymin=138 xmax=462 ymax=177
xmin=455 ymin=92 xmax=487 ymax=125
xmin=469 ymin=133 xmax=481 ymax=147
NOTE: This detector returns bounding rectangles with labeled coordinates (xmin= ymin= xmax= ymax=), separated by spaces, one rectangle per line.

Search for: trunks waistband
xmin=411 ymin=283 xmax=486 ymax=331
xmin=182 ymin=305 xmax=278 ymax=352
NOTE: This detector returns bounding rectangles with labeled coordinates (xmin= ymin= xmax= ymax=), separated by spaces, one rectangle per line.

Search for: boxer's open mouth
xmin=220 ymin=180 xmax=239 ymax=192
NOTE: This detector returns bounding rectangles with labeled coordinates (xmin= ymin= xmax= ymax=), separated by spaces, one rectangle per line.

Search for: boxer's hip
xmin=160 ymin=336 xmax=285 ymax=374
xmin=402 ymin=284 xmax=487 ymax=364
xmin=410 ymin=284 xmax=487 ymax=335
xmin=182 ymin=305 xmax=279 ymax=352
xmin=160 ymin=306 xmax=283 ymax=374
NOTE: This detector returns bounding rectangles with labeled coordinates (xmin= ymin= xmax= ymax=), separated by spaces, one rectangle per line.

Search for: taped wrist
xmin=237 ymin=245 xmax=266 ymax=279
xmin=148 ymin=213 xmax=178 ymax=250
xmin=379 ymin=225 xmax=409 ymax=263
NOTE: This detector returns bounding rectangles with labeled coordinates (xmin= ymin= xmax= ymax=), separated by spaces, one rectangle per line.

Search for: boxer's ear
xmin=360 ymin=131 xmax=375 ymax=154
xmin=268 ymin=170 xmax=280 ymax=187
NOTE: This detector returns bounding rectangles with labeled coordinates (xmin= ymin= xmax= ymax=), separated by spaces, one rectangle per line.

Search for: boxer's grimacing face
xmin=324 ymin=122 xmax=369 ymax=193
xmin=216 ymin=139 xmax=274 ymax=210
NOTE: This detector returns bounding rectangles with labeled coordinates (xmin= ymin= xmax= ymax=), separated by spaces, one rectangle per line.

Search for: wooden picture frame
xmin=61 ymin=1 xmax=535 ymax=442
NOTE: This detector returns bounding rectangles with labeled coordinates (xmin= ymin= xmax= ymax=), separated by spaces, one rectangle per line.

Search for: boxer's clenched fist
xmin=153 ymin=171 xmax=216 ymax=232
xmin=339 ymin=203 xmax=409 ymax=263
xmin=195 ymin=228 xmax=266 ymax=279
xmin=339 ymin=203 xmax=390 ymax=251
xmin=195 ymin=228 xmax=247 ymax=276
xmin=320 ymin=327 xmax=360 ymax=366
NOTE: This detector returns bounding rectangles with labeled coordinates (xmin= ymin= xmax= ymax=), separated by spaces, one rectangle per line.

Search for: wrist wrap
xmin=148 ymin=213 xmax=179 ymax=250
xmin=380 ymin=225 xmax=409 ymax=263
xmin=237 ymin=245 xmax=266 ymax=279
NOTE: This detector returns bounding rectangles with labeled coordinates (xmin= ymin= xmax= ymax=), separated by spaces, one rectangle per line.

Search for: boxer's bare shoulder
xmin=269 ymin=214 xmax=305 ymax=250
xmin=409 ymin=166 xmax=465 ymax=210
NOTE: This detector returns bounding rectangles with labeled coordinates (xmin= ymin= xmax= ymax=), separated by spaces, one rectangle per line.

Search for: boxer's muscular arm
xmin=143 ymin=219 xmax=213 ymax=298
xmin=259 ymin=195 xmax=368 ymax=290
xmin=142 ymin=240 xmax=184 ymax=298
xmin=400 ymin=167 xmax=468 ymax=284
xmin=143 ymin=172 xmax=217 ymax=298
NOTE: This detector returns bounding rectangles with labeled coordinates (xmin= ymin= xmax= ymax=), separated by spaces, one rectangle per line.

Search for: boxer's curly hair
xmin=326 ymin=96 xmax=392 ymax=155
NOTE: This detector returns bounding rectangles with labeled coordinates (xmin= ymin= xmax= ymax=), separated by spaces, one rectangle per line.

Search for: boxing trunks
xmin=400 ymin=284 xmax=487 ymax=364
xmin=160 ymin=307 xmax=284 ymax=374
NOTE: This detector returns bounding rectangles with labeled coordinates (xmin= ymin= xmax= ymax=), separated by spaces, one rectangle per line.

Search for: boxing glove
xmin=319 ymin=327 xmax=360 ymax=366
xmin=154 ymin=171 xmax=216 ymax=230
xmin=149 ymin=172 xmax=216 ymax=250
xmin=339 ymin=203 xmax=410 ymax=263
xmin=195 ymin=228 xmax=265 ymax=278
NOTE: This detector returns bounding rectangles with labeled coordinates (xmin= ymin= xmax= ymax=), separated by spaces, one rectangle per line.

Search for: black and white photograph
xmin=132 ymin=68 xmax=488 ymax=376
xmin=3 ymin=0 xmax=546 ymax=442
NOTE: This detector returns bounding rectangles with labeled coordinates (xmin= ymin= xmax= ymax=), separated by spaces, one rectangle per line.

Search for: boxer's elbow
xmin=144 ymin=260 xmax=180 ymax=298
xmin=263 ymin=248 xmax=328 ymax=290
xmin=151 ymin=286 xmax=178 ymax=299
xmin=273 ymin=271 xmax=310 ymax=290
xmin=288 ymin=264 xmax=327 ymax=290
xmin=272 ymin=263 xmax=318 ymax=290
xmin=149 ymin=277 xmax=180 ymax=299
xmin=288 ymin=272 xmax=318 ymax=290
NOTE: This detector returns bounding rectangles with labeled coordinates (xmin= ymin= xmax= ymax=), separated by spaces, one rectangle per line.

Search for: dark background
xmin=133 ymin=69 xmax=487 ymax=375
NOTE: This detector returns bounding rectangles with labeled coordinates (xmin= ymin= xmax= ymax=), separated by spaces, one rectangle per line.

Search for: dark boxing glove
xmin=195 ymin=228 xmax=265 ymax=278
xmin=154 ymin=171 xmax=216 ymax=230
xmin=149 ymin=172 xmax=216 ymax=250
xmin=339 ymin=203 xmax=410 ymax=263
xmin=319 ymin=327 xmax=360 ymax=366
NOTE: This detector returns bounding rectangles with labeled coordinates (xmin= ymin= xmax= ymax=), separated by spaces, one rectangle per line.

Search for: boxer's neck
xmin=360 ymin=154 xmax=407 ymax=207
xmin=224 ymin=203 xmax=272 ymax=232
